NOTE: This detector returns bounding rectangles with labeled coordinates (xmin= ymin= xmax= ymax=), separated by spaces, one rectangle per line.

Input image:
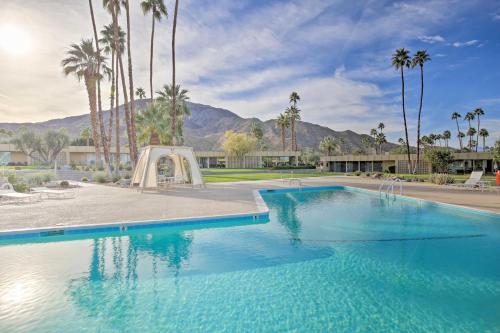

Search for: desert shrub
xmin=81 ymin=177 xmax=89 ymax=182
xmin=365 ymin=172 xmax=371 ymax=177
xmin=112 ymin=175 xmax=122 ymax=183
xmin=24 ymin=173 xmax=55 ymax=187
xmin=60 ymin=180 xmax=69 ymax=188
xmin=429 ymin=173 xmax=455 ymax=185
xmin=123 ymin=174 xmax=131 ymax=180
xmin=92 ymin=172 xmax=109 ymax=184
xmin=425 ymin=148 xmax=454 ymax=173
xmin=354 ymin=171 xmax=362 ymax=176
xmin=7 ymin=174 xmax=29 ymax=193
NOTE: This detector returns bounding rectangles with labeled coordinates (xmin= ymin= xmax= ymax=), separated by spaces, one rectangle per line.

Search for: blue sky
xmin=0 ymin=0 xmax=498 ymax=146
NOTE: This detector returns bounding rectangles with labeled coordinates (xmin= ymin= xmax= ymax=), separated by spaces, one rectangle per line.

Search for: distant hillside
xmin=0 ymin=100 xmax=397 ymax=152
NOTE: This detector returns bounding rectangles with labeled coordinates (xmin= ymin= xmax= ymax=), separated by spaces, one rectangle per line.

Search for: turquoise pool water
xmin=0 ymin=187 xmax=499 ymax=332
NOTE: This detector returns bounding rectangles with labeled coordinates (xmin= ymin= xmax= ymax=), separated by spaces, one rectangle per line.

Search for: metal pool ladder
xmin=378 ymin=178 xmax=404 ymax=199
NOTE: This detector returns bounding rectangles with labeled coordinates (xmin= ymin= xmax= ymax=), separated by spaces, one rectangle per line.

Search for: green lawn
xmin=203 ymin=172 xmax=338 ymax=183
xmin=201 ymin=168 xmax=266 ymax=173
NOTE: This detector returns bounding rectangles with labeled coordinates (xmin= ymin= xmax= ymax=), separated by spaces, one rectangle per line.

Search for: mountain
xmin=0 ymin=100 xmax=397 ymax=152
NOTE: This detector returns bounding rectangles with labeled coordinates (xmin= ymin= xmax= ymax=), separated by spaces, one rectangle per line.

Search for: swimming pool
xmin=0 ymin=186 xmax=499 ymax=332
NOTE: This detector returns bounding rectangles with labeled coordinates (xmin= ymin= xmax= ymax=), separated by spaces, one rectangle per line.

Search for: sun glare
xmin=0 ymin=25 xmax=32 ymax=55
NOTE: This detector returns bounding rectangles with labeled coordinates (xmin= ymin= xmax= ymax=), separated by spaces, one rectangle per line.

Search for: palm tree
xmin=319 ymin=136 xmax=337 ymax=156
xmin=100 ymin=23 xmax=125 ymax=171
xmin=140 ymin=0 xmax=167 ymax=100
xmin=451 ymin=112 xmax=463 ymax=150
xmin=61 ymin=39 xmax=108 ymax=165
xmin=136 ymin=102 xmax=171 ymax=145
xmin=276 ymin=113 xmax=290 ymax=151
xmin=156 ymin=84 xmax=191 ymax=144
xmin=474 ymin=108 xmax=485 ymax=152
xmin=370 ymin=128 xmax=378 ymax=138
xmin=375 ymin=133 xmax=387 ymax=154
xmin=135 ymin=87 xmax=146 ymax=99
xmin=458 ymin=132 xmax=465 ymax=148
xmin=442 ymin=130 xmax=451 ymax=148
xmin=436 ymin=134 xmax=443 ymax=147
xmin=479 ymin=128 xmax=489 ymax=151
xmin=81 ymin=127 xmax=92 ymax=146
xmin=288 ymin=92 xmax=300 ymax=151
xmin=285 ymin=105 xmax=301 ymax=152
xmin=428 ymin=133 xmax=437 ymax=147
xmin=122 ymin=0 xmax=138 ymax=161
xmin=411 ymin=50 xmax=430 ymax=173
xmin=392 ymin=48 xmax=412 ymax=172
xmin=88 ymin=0 xmax=112 ymax=170
xmin=377 ymin=122 xmax=385 ymax=133
xmin=467 ymin=127 xmax=476 ymax=150
xmin=171 ymin=0 xmax=180 ymax=145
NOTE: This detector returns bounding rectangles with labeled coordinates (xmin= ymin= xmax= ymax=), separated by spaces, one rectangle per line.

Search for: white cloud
xmin=418 ymin=35 xmax=445 ymax=43
xmin=452 ymin=40 xmax=479 ymax=47
xmin=493 ymin=14 xmax=500 ymax=21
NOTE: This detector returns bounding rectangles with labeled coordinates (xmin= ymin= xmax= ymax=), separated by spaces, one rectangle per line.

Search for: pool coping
xmin=0 ymin=190 xmax=270 ymax=241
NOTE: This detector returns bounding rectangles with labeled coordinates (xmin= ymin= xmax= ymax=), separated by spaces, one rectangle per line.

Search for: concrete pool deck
xmin=0 ymin=176 xmax=498 ymax=233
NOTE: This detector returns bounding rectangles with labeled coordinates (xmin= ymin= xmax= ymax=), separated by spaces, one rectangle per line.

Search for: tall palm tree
xmin=289 ymin=92 xmax=300 ymax=150
xmin=140 ymin=0 xmax=167 ymax=100
xmin=156 ymin=84 xmax=191 ymax=144
xmin=136 ymin=102 xmax=171 ymax=145
xmin=458 ymin=132 xmax=465 ymax=149
xmin=88 ymin=0 xmax=111 ymax=169
xmin=479 ymin=128 xmax=489 ymax=151
xmin=61 ymin=39 xmax=108 ymax=165
xmin=377 ymin=122 xmax=385 ymax=133
xmin=319 ymin=136 xmax=337 ymax=156
xmin=451 ymin=112 xmax=463 ymax=150
xmin=100 ymin=22 xmax=125 ymax=171
xmin=467 ymin=127 xmax=476 ymax=150
xmin=135 ymin=87 xmax=146 ymax=99
xmin=442 ymin=130 xmax=451 ymax=148
xmin=285 ymin=105 xmax=301 ymax=152
xmin=474 ymin=108 xmax=484 ymax=152
xmin=81 ymin=127 xmax=92 ymax=146
xmin=411 ymin=50 xmax=430 ymax=173
xmin=375 ymin=133 xmax=387 ymax=154
xmin=171 ymin=0 xmax=180 ymax=145
xmin=392 ymin=48 xmax=412 ymax=172
xmin=276 ymin=113 xmax=289 ymax=151
xmin=464 ymin=112 xmax=475 ymax=149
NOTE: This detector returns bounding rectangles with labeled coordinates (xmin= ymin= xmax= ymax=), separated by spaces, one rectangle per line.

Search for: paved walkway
xmin=0 ymin=177 xmax=498 ymax=232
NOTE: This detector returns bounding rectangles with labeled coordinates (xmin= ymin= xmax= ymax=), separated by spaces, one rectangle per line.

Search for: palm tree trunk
xmin=107 ymin=50 xmax=115 ymax=166
xmin=455 ymin=119 xmax=462 ymax=150
xmin=171 ymin=0 xmax=180 ymax=145
xmin=89 ymin=0 xmax=110 ymax=169
xmin=281 ymin=126 xmax=285 ymax=151
xmin=290 ymin=119 xmax=295 ymax=151
xmin=115 ymin=52 xmax=121 ymax=172
xmin=84 ymin=77 xmax=102 ymax=166
xmin=124 ymin=0 xmax=138 ymax=164
xmin=414 ymin=64 xmax=424 ymax=174
xmin=149 ymin=14 xmax=155 ymax=100
xmin=400 ymin=67 xmax=412 ymax=173
xmin=483 ymin=137 xmax=486 ymax=151
xmin=476 ymin=116 xmax=480 ymax=152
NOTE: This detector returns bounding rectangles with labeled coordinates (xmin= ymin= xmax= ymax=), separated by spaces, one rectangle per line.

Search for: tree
xmin=442 ymin=130 xmax=451 ymax=148
xmin=451 ymin=112 xmax=463 ymax=150
xmin=140 ymin=0 xmax=167 ymax=100
xmin=81 ymin=127 xmax=92 ymax=146
xmin=88 ymin=0 xmax=112 ymax=170
xmin=360 ymin=137 xmax=372 ymax=154
xmin=12 ymin=128 xmax=70 ymax=165
xmin=100 ymin=22 xmax=125 ymax=172
xmin=411 ymin=50 xmax=430 ymax=173
xmin=61 ymin=39 xmax=108 ymax=167
xmin=464 ymin=111 xmax=475 ymax=149
xmin=136 ymin=102 xmax=171 ymax=145
xmin=375 ymin=132 xmax=387 ymax=154
xmin=392 ymin=48 xmax=412 ymax=172
xmin=467 ymin=127 xmax=476 ymax=150
xmin=156 ymin=84 xmax=191 ymax=144
xmin=473 ymin=108 xmax=484 ymax=152
xmin=424 ymin=147 xmax=454 ymax=173
xmin=288 ymin=92 xmax=301 ymax=151
xmin=478 ymin=128 xmax=489 ymax=152
xmin=250 ymin=121 xmax=264 ymax=149
xmin=275 ymin=113 xmax=289 ymax=151
xmin=458 ymin=131 xmax=465 ymax=149
xmin=136 ymin=87 xmax=146 ymax=99
xmin=493 ymin=140 xmax=500 ymax=166
xmin=319 ymin=136 xmax=337 ymax=156
xmin=171 ymin=0 xmax=180 ymax=145
xmin=222 ymin=130 xmax=257 ymax=164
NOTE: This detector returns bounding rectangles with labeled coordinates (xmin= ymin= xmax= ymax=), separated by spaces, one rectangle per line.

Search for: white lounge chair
xmin=450 ymin=171 xmax=483 ymax=189
xmin=30 ymin=187 xmax=76 ymax=199
xmin=0 ymin=183 xmax=40 ymax=204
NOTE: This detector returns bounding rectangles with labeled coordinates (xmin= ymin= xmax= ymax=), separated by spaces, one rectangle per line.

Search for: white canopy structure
xmin=131 ymin=146 xmax=205 ymax=190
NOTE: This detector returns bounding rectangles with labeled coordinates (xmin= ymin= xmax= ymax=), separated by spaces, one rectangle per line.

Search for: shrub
xmin=7 ymin=174 xmax=29 ymax=193
xmin=123 ymin=174 xmax=131 ymax=180
xmin=81 ymin=177 xmax=89 ymax=182
xmin=92 ymin=172 xmax=108 ymax=183
xmin=424 ymin=148 xmax=454 ymax=173
xmin=112 ymin=175 xmax=122 ymax=183
xmin=354 ymin=171 xmax=362 ymax=176
xmin=429 ymin=173 xmax=455 ymax=185
xmin=60 ymin=180 xmax=69 ymax=188
xmin=24 ymin=173 xmax=55 ymax=187
xmin=365 ymin=172 xmax=371 ymax=177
